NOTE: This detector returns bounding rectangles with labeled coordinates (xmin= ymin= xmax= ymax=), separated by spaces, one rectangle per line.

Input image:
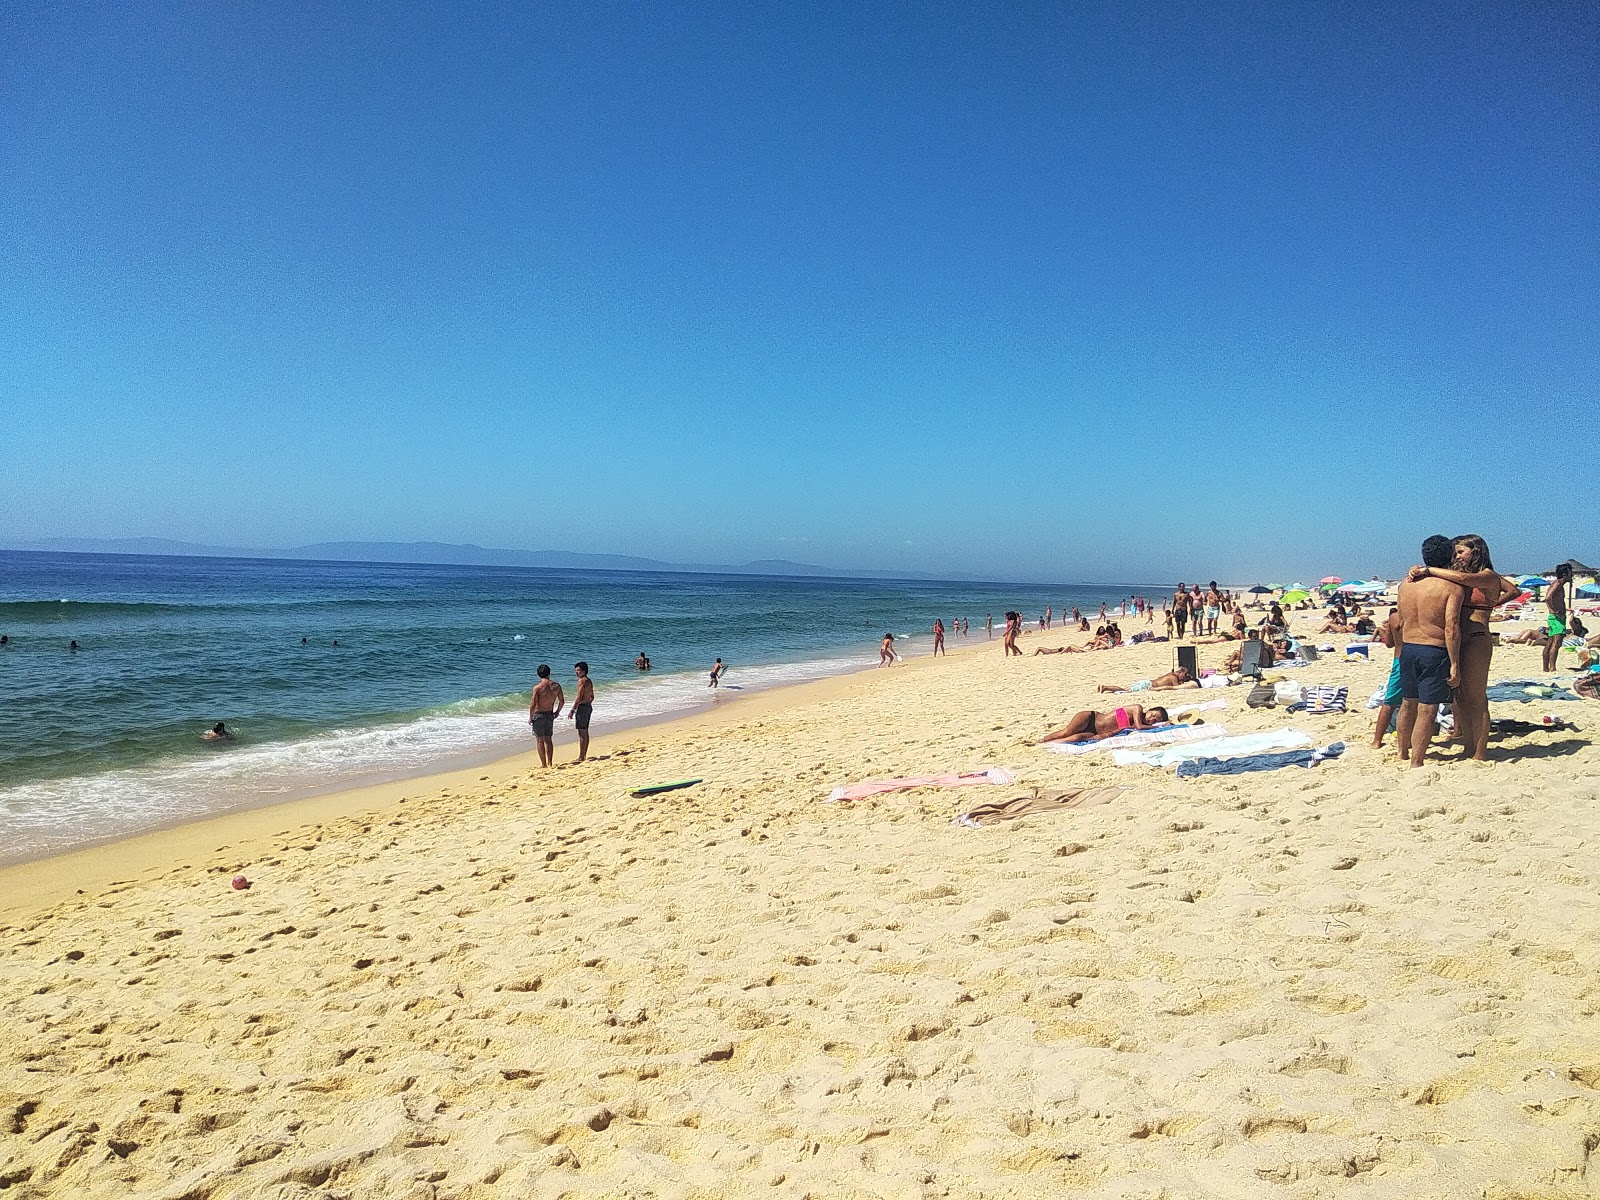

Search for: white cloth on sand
xmin=1112 ymin=728 xmax=1313 ymax=768
xmin=1165 ymin=699 xmax=1228 ymax=717
xmin=1046 ymin=723 xmax=1226 ymax=756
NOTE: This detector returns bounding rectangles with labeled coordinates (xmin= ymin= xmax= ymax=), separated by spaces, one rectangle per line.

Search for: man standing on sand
xmin=986 ymin=614 xmax=993 ymax=639
xmin=1544 ymin=563 xmax=1572 ymax=673
xmin=529 ymin=664 xmax=564 ymax=768
xmin=1393 ymin=536 xmax=1463 ymax=768
xmin=568 ymin=662 xmax=594 ymax=763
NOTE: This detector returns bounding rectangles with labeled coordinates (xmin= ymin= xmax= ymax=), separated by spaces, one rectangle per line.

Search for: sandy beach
xmin=3 ymin=616 xmax=1598 ymax=1199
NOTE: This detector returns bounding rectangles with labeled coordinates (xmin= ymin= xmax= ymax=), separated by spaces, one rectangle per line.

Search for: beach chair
xmin=1176 ymin=645 xmax=1198 ymax=682
xmin=1239 ymin=640 xmax=1265 ymax=678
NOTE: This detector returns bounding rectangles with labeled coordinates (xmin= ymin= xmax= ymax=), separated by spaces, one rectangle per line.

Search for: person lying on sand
xmin=1097 ymin=666 xmax=1196 ymax=692
xmin=1501 ymin=627 xmax=1546 ymax=645
xmin=1034 ymin=704 xmax=1171 ymax=743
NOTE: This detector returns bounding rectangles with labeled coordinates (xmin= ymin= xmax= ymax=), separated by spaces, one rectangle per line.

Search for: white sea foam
xmin=0 ymin=651 xmax=875 ymax=862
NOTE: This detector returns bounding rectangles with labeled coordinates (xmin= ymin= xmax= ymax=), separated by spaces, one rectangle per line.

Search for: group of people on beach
xmin=1377 ymin=535 xmax=1585 ymax=766
xmin=524 ymin=654 xmax=729 ymax=768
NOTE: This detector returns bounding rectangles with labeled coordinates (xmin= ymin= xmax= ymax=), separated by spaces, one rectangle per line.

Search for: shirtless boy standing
xmin=1392 ymin=536 xmax=1463 ymax=768
xmin=1544 ymin=563 xmax=1572 ymax=673
xmin=529 ymin=664 xmax=564 ymax=768
xmin=569 ymin=662 xmax=594 ymax=763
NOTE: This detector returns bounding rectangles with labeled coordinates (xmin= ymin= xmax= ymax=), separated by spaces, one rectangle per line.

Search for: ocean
xmin=0 ymin=551 xmax=1155 ymax=862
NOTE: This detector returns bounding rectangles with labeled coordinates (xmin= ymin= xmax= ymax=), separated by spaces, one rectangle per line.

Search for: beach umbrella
xmin=1247 ymin=585 xmax=1273 ymax=594
xmin=1578 ymin=582 xmax=1600 ymax=599
xmin=1516 ymin=574 xmax=1546 ymax=587
xmin=1282 ymin=589 xmax=1311 ymax=604
xmin=1557 ymin=558 xmax=1597 ymax=575
xmin=1318 ymin=576 xmax=1343 ymax=585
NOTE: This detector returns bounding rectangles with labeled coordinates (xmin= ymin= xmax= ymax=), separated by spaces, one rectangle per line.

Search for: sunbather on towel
xmin=1097 ymin=666 xmax=1197 ymax=692
xmin=1501 ymin=627 xmax=1545 ymax=645
xmin=1035 ymin=705 xmax=1171 ymax=743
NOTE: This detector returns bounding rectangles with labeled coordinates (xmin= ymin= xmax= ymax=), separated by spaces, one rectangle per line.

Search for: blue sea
xmin=0 ymin=551 xmax=1154 ymax=861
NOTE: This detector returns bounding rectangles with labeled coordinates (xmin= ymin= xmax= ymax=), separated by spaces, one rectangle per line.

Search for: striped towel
xmin=1302 ymin=685 xmax=1349 ymax=714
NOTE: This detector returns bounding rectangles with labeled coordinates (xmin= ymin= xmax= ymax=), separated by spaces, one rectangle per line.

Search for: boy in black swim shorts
xmin=570 ymin=661 xmax=594 ymax=763
xmin=528 ymin=664 xmax=564 ymax=768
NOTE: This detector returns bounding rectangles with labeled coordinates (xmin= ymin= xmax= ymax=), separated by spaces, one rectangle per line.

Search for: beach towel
xmin=1175 ymin=742 xmax=1345 ymax=778
xmin=1045 ymin=723 xmax=1226 ymax=756
xmin=1165 ymin=699 xmax=1228 ymax=718
xmin=1485 ymin=680 xmax=1582 ymax=703
xmin=827 ymin=767 xmax=1016 ymax=803
xmin=954 ymin=787 xmax=1126 ymax=829
xmin=1113 ymin=728 xmax=1313 ymax=768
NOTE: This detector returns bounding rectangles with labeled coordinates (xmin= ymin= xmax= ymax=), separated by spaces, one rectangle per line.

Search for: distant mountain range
xmin=1 ymin=537 xmax=982 ymax=583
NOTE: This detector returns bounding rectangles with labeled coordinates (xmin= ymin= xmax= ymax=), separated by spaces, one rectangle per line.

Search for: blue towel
xmin=1176 ymin=742 xmax=1346 ymax=778
xmin=1485 ymin=680 xmax=1581 ymax=703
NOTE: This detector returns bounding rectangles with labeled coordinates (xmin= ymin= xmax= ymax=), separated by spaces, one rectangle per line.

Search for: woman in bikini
xmin=1407 ymin=534 xmax=1520 ymax=761
xmin=1036 ymin=704 xmax=1171 ymax=744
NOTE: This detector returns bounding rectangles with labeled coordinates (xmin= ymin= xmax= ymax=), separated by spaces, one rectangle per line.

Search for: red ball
xmin=231 ymin=875 xmax=250 ymax=890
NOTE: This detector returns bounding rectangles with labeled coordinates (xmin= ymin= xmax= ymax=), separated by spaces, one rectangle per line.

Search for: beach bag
xmin=1274 ymin=680 xmax=1304 ymax=705
xmin=1576 ymin=673 xmax=1600 ymax=700
xmin=1302 ymin=685 xmax=1349 ymax=714
xmin=1246 ymin=682 xmax=1277 ymax=708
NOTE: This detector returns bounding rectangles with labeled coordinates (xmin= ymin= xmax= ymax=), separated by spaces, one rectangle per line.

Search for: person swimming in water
xmin=202 ymin=722 xmax=234 ymax=741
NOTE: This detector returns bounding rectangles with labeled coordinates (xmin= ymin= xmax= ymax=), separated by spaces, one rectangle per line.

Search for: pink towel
xmin=827 ymin=767 xmax=1016 ymax=803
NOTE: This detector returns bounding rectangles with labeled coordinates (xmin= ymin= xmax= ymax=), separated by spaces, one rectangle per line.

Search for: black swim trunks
xmin=1399 ymin=643 xmax=1452 ymax=705
xmin=531 ymin=712 xmax=555 ymax=738
xmin=574 ymin=703 xmax=592 ymax=731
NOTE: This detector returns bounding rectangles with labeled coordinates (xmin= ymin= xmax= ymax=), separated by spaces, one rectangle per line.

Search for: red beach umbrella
xmin=1318 ymin=576 xmax=1343 ymax=585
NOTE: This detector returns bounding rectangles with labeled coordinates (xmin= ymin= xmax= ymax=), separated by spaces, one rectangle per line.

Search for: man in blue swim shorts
xmin=1392 ymin=535 xmax=1463 ymax=768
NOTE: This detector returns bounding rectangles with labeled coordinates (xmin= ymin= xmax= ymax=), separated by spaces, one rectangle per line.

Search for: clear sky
xmin=3 ymin=0 xmax=1595 ymax=583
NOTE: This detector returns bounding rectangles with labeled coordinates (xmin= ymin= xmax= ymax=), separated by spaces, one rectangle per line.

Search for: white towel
xmin=1165 ymin=699 xmax=1228 ymax=717
xmin=1046 ymin=723 xmax=1226 ymax=756
xmin=1112 ymin=728 xmax=1313 ymax=768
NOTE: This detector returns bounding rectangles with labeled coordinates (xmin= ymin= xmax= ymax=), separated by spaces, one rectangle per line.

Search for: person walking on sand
xmin=709 ymin=658 xmax=725 ymax=688
xmin=568 ymin=661 xmax=594 ymax=763
xmin=985 ymin=613 xmax=993 ymax=639
xmin=1544 ymin=563 xmax=1572 ymax=673
xmin=529 ymin=664 xmax=564 ymax=769
xmin=933 ymin=619 xmax=946 ymax=656
xmin=879 ymin=633 xmax=897 ymax=666
xmin=1393 ymin=535 xmax=1464 ymax=768
xmin=1002 ymin=611 xmax=1022 ymax=656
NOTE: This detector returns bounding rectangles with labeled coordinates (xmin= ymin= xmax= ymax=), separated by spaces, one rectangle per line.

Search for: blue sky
xmin=3 ymin=0 xmax=1595 ymax=583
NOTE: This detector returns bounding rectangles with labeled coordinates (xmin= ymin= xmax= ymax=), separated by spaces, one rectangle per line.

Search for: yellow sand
xmin=3 ymin=618 xmax=1599 ymax=1199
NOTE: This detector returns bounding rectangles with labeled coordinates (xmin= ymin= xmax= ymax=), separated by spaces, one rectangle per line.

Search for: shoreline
xmin=0 ymin=638 xmax=914 ymax=871
xmin=0 ymin=633 xmax=996 ymax=917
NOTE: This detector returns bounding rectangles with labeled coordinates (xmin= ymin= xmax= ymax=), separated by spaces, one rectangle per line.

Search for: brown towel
xmin=955 ymin=787 xmax=1126 ymax=828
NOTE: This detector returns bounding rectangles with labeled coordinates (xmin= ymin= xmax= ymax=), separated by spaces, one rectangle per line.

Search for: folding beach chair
xmin=1239 ymin=639 xmax=1265 ymax=678
xmin=1176 ymin=645 xmax=1199 ymax=682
